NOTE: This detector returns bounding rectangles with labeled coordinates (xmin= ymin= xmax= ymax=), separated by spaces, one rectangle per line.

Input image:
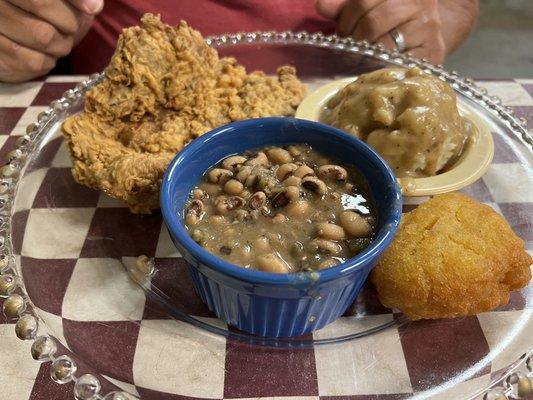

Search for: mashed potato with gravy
xmin=322 ymin=67 xmax=472 ymax=178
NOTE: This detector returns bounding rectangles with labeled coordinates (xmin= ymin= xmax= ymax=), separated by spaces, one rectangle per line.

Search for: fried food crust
xmin=62 ymin=14 xmax=306 ymax=213
xmin=371 ymin=193 xmax=532 ymax=320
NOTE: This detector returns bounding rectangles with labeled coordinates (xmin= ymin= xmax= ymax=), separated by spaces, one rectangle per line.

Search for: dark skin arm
xmin=0 ymin=0 xmax=102 ymax=83
xmin=316 ymin=0 xmax=479 ymax=64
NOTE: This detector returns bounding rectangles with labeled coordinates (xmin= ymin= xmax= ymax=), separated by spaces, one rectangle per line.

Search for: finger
xmin=6 ymin=0 xmax=83 ymax=35
xmin=337 ymin=0 xmax=385 ymax=37
xmin=0 ymin=33 xmax=55 ymax=82
xmin=66 ymin=0 xmax=103 ymax=14
xmin=375 ymin=19 xmax=425 ymax=52
xmin=408 ymin=47 xmax=427 ymax=60
xmin=351 ymin=0 xmax=419 ymax=42
xmin=0 ymin=1 xmax=73 ymax=57
xmin=376 ymin=16 xmax=445 ymax=64
xmin=73 ymin=13 xmax=94 ymax=45
xmin=315 ymin=0 xmax=346 ymax=20
xmin=375 ymin=33 xmax=395 ymax=50
xmin=411 ymin=36 xmax=445 ymax=64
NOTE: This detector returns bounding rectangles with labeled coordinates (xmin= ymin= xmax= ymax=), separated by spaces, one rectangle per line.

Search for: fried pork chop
xmin=62 ymin=14 xmax=306 ymax=213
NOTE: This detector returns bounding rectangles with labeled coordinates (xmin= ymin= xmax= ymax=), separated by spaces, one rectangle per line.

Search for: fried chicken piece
xmin=62 ymin=14 xmax=306 ymax=213
xmin=371 ymin=193 xmax=532 ymax=320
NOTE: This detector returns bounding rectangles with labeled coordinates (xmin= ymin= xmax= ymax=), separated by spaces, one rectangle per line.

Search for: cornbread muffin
xmin=371 ymin=193 xmax=532 ymax=320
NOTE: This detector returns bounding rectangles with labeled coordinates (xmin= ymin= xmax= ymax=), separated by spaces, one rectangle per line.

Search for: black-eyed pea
xmin=222 ymin=155 xmax=247 ymax=170
xmin=234 ymin=209 xmax=249 ymax=222
xmin=302 ymin=176 xmax=327 ymax=195
xmin=284 ymin=186 xmax=301 ymax=201
xmin=283 ymin=176 xmax=301 ymax=187
xmin=260 ymin=205 xmax=272 ymax=217
xmin=186 ymin=199 xmax=204 ymax=214
xmin=271 ymin=186 xmax=300 ymax=208
xmin=236 ymin=166 xmax=253 ymax=183
xmin=317 ymin=165 xmax=348 ymax=181
xmin=308 ymin=238 xmax=342 ymax=255
xmin=339 ymin=211 xmax=373 ymax=237
xmin=256 ymin=253 xmax=290 ymax=273
xmin=245 ymin=152 xmax=269 ymax=167
xmin=215 ymin=202 xmax=228 ymax=215
xmin=316 ymin=222 xmax=346 ymax=241
xmin=215 ymin=196 xmax=244 ymax=214
xmin=266 ymin=147 xmax=293 ymax=164
xmin=191 ymin=229 xmax=205 ymax=244
xmin=284 ymin=199 xmax=310 ymax=217
xmin=318 ymin=258 xmax=340 ymax=270
xmin=208 ymin=168 xmax=233 ymax=184
xmin=185 ymin=199 xmax=204 ymax=226
xmin=192 ymin=188 xmax=208 ymax=200
xmin=276 ymin=163 xmax=298 ymax=180
xmin=185 ymin=212 xmax=199 ymax=227
xmin=248 ymin=191 xmax=266 ymax=210
xmin=286 ymin=145 xmax=302 ymax=157
xmin=271 ymin=213 xmax=287 ymax=224
xmin=252 ymin=236 xmax=271 ymax=252
xmin=245 ymin=173 xmax=258 ymax=188
xmin=293 ymin=165 xmax=314 ymax=178
xmin=224 ymin=179 xmax=244 ymax=195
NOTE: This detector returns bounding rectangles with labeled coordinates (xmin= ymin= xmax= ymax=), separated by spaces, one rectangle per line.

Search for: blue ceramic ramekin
xmin=161 ymin=117 xmax=402 ymax=337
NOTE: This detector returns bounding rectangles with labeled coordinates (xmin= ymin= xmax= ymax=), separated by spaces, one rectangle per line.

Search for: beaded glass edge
xmin=0 ymin=31 xmax=531 ymax=400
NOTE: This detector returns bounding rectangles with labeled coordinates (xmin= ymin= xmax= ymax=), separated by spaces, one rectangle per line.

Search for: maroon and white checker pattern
xmin=0 ymin=76 xmax=532 ymax=400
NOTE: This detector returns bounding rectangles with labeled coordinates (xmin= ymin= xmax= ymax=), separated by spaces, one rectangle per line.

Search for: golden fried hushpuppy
xmin=371 ymin=193 xmax=532 ymax=320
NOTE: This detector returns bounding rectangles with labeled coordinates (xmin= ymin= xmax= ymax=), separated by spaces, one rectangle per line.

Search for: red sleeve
xmin=71 ymin=0 xmax=335 ymax=74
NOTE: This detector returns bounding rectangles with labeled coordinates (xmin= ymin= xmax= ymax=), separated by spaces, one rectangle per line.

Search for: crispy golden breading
xmin=62 ymin=14 xmax=306 ymax=213
xmin=371 ymin=193 xmax=532 ymax=320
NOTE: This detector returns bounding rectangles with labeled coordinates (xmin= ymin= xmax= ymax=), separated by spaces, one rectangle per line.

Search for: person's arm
xmin=438 ymin=0 xmax=478 ymax=54
xmin=0 ymin=0 xmax=102 ymax=83
xmin=315 ymin=0 xmax=479 ymax=64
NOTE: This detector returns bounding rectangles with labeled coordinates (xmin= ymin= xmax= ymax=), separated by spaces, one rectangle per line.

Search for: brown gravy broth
xmin=184 ymin=144 xmax=377 ymax=273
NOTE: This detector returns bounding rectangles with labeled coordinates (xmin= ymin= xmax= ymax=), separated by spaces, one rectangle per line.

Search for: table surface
xmin=0 ymin=76 xmax=532 ymax=400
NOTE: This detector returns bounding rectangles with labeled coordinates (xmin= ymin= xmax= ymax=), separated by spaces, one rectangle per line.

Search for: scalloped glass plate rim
xmin=0 ymin=30 xmax=531 ymax=400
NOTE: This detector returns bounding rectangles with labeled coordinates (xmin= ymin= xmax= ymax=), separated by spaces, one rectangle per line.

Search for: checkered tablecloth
xmin=0 ymin=76 xmax=532 ymax=400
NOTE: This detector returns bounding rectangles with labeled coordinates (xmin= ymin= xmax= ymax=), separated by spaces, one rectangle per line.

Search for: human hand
xmin=316 ymin=0 xmax=446 ymax=64
xmin=0 ymin=0 xmax=103 ymax=82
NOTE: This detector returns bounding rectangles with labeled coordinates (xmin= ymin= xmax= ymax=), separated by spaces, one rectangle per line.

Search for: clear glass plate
xmin=2 ymin=32 xmax=532 ymax=400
